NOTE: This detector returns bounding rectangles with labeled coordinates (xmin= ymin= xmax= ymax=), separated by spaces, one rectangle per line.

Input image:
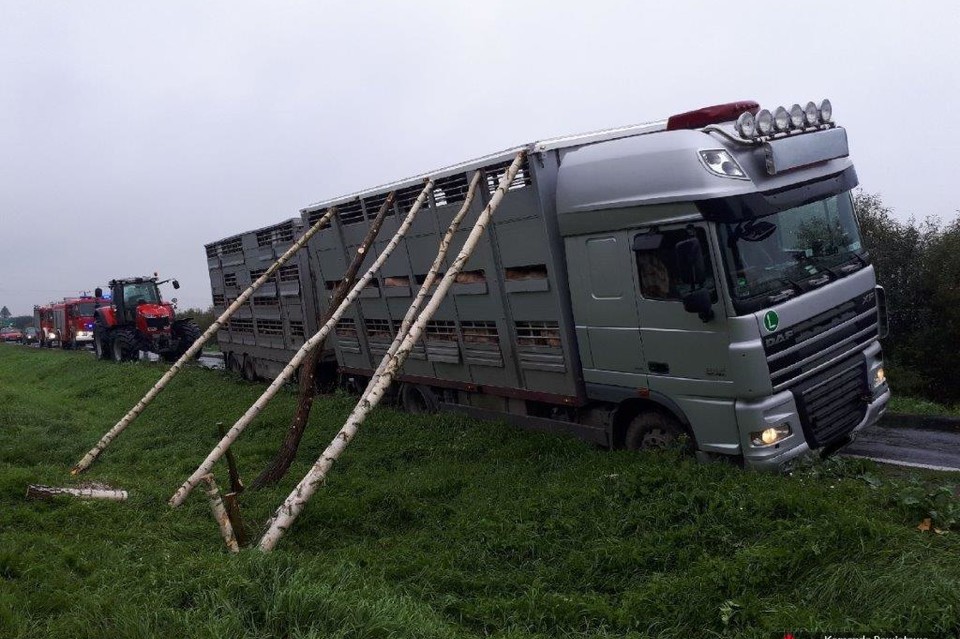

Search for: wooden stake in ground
xmin=26 ymin=485 xmax=128 ymax=501
xmin=216 ymin=422 xmax=245 ymax=494
xmin=70 ymin=208 xmax=338 ymax=476
xmin=257 ymin=152 xmax=525 ymax=551
xmin=169 ymin=180 xmax=435 ymax=508
xmin=251 ymin=191 xmax=398 ymax=489
xmin=222 ymin=492 xmax=248 ymax=547
xmin=201 ymin=475 xmax=239 ymax=553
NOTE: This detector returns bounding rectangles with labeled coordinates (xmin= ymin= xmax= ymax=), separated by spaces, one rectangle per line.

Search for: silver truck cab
xmin=557 ymin=100 xmax=889 ymax=469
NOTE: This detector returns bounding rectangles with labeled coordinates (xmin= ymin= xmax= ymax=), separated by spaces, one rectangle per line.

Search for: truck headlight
xmin=873 ymin=366 xmax=886 ymax=388
xmin=750 ymin=423 xmax=792 ymax=447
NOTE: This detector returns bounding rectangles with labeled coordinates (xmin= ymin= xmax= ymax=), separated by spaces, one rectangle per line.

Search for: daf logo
xmin=764 ymin=329 xmax=794 ymax=348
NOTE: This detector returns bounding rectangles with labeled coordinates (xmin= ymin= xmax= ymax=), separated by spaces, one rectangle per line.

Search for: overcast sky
xmin=1 ymin=1 xmax=958 ymax=315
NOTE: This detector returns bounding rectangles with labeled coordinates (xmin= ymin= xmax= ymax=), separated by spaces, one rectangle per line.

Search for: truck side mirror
xmin=682 ymin=289 xmax=714 ymax=322
xmin=675 ymin=236 xmax=706 ymax=286
xmin=94 ymin=287 xmax=103 ymax=298
xmin=173 ymin=280 xmax=180 ymax=290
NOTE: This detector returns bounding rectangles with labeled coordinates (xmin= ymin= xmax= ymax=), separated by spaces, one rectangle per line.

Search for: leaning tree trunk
xmin=257 ymin=152 xmax=525 ymax=551
xmin=250 ymin=192 xmax=396 ymax=489
xmin=168 ymin=179 xmax=435 ymax=508
xmin=71 ymin=207 xmax=338 ymax=475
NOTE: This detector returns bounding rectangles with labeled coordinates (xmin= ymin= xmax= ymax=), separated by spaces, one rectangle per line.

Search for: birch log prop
xmin=364 ymin=171 xmax=482 ymax=393
xmin=26 ymin=485 xmax=128 ymax=501
xmin=201 ymin=475 xmax=240 ymax=553
xmin=258 ymin=152 xmax=525 ymax=551
xmin=250 ymin=190 xmax=398 ymax=488
xmin=71 ymin=207 xmax=338 ymax=475
xmin=169 ymin=180 xmax=435 ymax=508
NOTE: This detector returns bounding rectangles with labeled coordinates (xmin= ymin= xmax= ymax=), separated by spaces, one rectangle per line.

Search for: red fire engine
xmin=47 ymin=296 xmax=107 ymax=349
xmin=34 ymin=304 xmax=56 ymax=347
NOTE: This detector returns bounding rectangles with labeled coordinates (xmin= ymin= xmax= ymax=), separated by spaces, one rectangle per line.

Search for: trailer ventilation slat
xmin=462 ymin=321 xmax=502 ymax=367
xmin=231 ymin=318 xmax=254 ymax=333
xmin=484 ymin=158 xmax=532 ymax=194
xmin=515 ymin=320 xmax=565 ymax=372
xmin=396 ymin=184 xmax=427 ymax=213
xmin=223 ymin=273 xmax=238 ymax=288
xmin=256 ymin=221 xmax=296 ymax=247
xmin=362 ymin=193 xmax=392 ymax=221
xmin=249 ymin=267 xmax=269 ymax=281
xmin=333 ymin=200 xmax=365 ymax=226
xmin=205 ymin=245 xmax=219 ymax=259
xmin=335 ymin=318 xmax=361 ymax=353
xmin=425 ymin=320 xmax=459 ymax=363
xmin=433 ymin=173 xmax=471 ymax=207
xmin=256 ymin=318 xmax=283 ymax=336
xmin=212 ymin=294 xmax=225 ymax=308
xmin=365 ymin=318 xmax=394 ymax=357
xmin=252 ymin=296 xmax=279 ymax=307
xmin=289 ymin=320 xmax=305 ymax=340
xmin=279 ymin=264 xmax=299 ymax=283
xmin=220 ymin=237 xmax=243 ymax=255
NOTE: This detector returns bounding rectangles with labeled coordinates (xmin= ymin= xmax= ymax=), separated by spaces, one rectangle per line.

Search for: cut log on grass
xmin=71 ymin=207 xmax=338 ymax=476
xmin=169 ymin=180 xmax=435 ymax=508
xmin=257 ymin=152 xmax=525 ymax=552
xmin=201 ymin=475 xmax=239 ymax=553
xmin=251 ymin=192 xmax=396 ymax=489
xmin=26 ymin=484 xmax=128 ymax=501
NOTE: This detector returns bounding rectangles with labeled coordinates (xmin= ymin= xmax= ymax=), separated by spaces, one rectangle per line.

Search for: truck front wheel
xmin=624 ymin=410 xmax=690 ymax=452
xmin=172 ymin=319 xmax=202 ymax=360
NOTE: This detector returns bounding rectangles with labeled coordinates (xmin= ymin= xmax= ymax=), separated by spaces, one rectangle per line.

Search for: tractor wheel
xmin=93 ymin=325 xmax=110 ymax=361
xmin=111 ymin=328 xmax=138 ymax=363
xmin=173 ymin=319 xmax=202 ymax=360
xmin=624 ymin=410 xmax=691 ymax=452
xmin=226 ymin=352 xmax=242 ymax=376
xmin=242 ymin=357 xmax=258 ymax=382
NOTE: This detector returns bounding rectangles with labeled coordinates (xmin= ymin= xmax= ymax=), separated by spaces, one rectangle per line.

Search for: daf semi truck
xmin=205 ymin=99 xmax=889 ymax=470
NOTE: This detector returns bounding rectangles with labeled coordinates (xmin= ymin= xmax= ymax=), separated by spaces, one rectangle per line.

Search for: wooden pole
xmin=251 ymin=190 xmax=400 ymax=489
xmin=71 ymin=208 xmax=338 ymax=475
xmin=168 ymin=180 xmax=435 ymax=508
xmin=222 ymin=492 xmax=248 ymax=547
xmin=217 ymin=422 xmax=244 ymax=494
xmin=26 ymin=484 xmax=128 ymax=501
xmin=201 ymin=475 xmax=239 ymax=553
xmin=257 ymin=152 xmax=525 ymax=551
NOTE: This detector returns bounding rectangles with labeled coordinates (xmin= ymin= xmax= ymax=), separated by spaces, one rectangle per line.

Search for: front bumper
xmin=742 ymin=388 xmax=889 ymax=472
xmin=74 ymin=331 xmax=93 ymax=342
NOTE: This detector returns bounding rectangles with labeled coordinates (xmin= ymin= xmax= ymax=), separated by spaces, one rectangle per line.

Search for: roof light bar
xmin=731 ymin=98 xmax=835 ymax=140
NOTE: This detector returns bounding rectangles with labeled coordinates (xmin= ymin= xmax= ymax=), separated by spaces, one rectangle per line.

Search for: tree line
xmin=855 ymin=191 xmax=960 ymax=404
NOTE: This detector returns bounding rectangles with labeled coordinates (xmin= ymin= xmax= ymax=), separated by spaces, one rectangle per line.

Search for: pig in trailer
xmin=205 ymin=99 xmax=889 ymax=471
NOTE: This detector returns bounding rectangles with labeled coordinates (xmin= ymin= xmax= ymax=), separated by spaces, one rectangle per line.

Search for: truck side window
xmin=635 ymin=227 xmax=717 ymax=301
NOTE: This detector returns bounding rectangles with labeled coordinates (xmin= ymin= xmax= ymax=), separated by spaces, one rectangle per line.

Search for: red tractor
xmin=92 ymin=276 xmax=201 ymax=363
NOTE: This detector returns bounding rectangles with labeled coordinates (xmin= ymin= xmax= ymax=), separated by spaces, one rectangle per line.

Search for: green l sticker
xmin=763 ymin=310 xmax=779 ymax=332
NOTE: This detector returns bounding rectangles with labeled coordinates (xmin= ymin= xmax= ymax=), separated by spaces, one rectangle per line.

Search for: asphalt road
xmin=842 ymin=420 xmax=960 ymax=472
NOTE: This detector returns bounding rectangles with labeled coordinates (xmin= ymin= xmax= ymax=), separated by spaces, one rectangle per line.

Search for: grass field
xmin=1 ymin=345 xmax=958 ymax=638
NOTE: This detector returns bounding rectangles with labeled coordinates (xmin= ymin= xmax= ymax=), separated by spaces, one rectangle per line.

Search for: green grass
xmin=889 ymin=395 xmax=960 ymax=417
xmin=1 ymin=345 xmax=959 ymax=638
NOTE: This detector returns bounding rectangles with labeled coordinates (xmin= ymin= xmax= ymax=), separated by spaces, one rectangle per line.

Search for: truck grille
xmin=764 ymin=290 xmax=878 ymax=391
xmin=793 ymin=357 xmax=868 ymax=448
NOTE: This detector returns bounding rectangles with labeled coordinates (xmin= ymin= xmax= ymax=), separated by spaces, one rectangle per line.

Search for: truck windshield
xmin=718 ymin=191 xmax=866 ymax=314
xmin=76 ymin=303 xmax=96 ymax=316
xmin=123 ymin=283 xmax=161 ymax=306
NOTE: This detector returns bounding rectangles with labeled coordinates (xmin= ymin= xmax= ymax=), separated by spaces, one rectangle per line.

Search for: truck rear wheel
xmin=400 ymin=384 xmax=439 ymax=415
xmin=111 ymin=328 xmax=138 ymax=363
xmin=624 ymin=410 xmax=690 ymax=452
xmin=242 ymin=357 xmax=257 ymax=382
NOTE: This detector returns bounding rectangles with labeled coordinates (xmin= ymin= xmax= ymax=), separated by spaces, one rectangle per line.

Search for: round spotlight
xmin=804 ymin=101 xmax=820 ymax=126
xmin=819 ymin=98 xmax=833 ymax=123
xmin=756 ymin=109 xmax=774 ymax=136
xmin=789 ymin=104 xmax=804 ymax=128
xmin=774 ymin=106 xmax=790 ymax=132
xmin=761 ymin=428 xmax=779 ymax=445
xmin=735 ymin=111 xmax=757 ymax=138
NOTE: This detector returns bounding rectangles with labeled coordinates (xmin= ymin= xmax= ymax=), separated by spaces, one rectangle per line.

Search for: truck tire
xmin=624 ymin=410 xmax=690 ymax=452
xmin=242 ymin=357 xmax=257 ymax=382
xmin=111 ymin=328 xmax=138 ymax=363
xmin=93 ymin=324 xmax=110 ymax=361
xmin=400 ymin=384 xmax=439 ymax=415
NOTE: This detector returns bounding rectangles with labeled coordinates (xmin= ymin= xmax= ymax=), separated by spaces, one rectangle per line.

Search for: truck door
xmin=632 ymin=223 xmax=731 ymax=390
